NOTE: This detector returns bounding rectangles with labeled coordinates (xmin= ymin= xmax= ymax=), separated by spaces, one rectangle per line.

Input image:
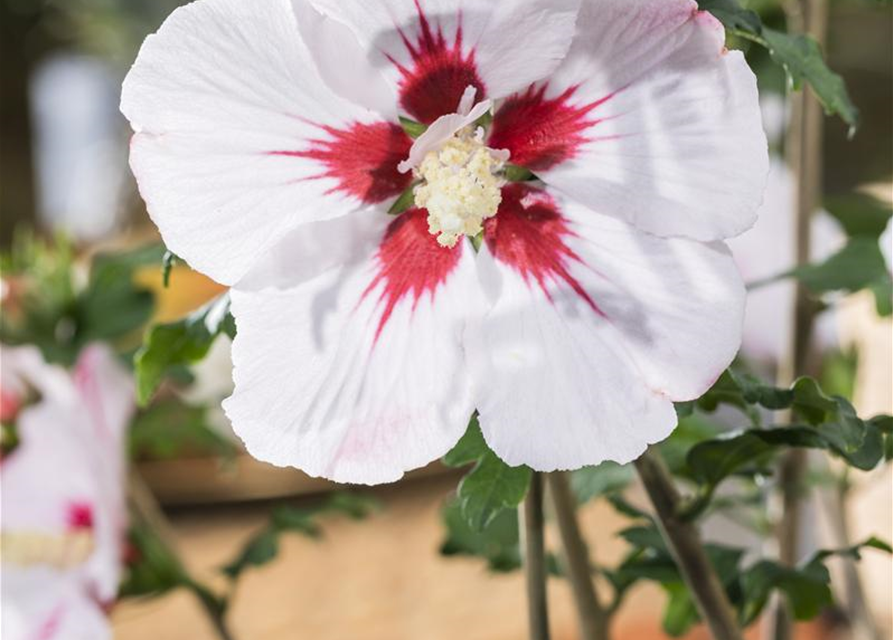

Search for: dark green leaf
xmin=699 ymin=0 xmax=859 ymax=131
xmin=220 ymin=493 xmax=376 ymax=581
xmin=762 ymin=28 xmax=859 ymax=134
xmin=823 ymin=194 xmax=892 ymax=239
xmin=697 ymin=0 xmax=761 ymax=32
xmin=222 ymin=529 xmax=279 ymax=578
xmin=162 ymin=251 xmax=179 ymax=288
xmin=79 ymin=245 xmax=160 ymax=343
xmin=134 ymin=294 xmax=234 ymax=405
xmin=439 ymin=498 xmax=522 ymax=572
xmin=793 ymin=238 xmax=889 ymax=294
xmin=739 ymin=559 xmax=831 ymax=624
xmin=120 ymin=525 xmax=187 ymax=598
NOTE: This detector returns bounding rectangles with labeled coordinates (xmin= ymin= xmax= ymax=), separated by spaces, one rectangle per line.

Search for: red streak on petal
xmin=485 ymin=184 xmax=605 ymax=317
xmin=66 ymin=501 xmax=94 ymax=531
xmin=390 ymin=1 xmax=485 ymax=123
xmin=363 ymin=208 xmax=462 ymax=340
xmin=269 ymin=121 xmax=412 ymax=204
xmin=488 ymin=84 xmax=617 ymax=171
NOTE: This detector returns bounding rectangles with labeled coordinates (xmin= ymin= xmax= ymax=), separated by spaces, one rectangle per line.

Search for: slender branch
xmin=634 ymin=449 xmax=744 ymax=640
xmin=520 ymin=472 xmax=551 ymax=640
xmin=820 ymin=476 xmax=883 ymax=640
xmin=127 ymin=471 xmax=239 ymax=640
xmin=547 ymin=472 xmax=610 ymax=640
xmin=770 ymin=0 xmax=828 ymax=637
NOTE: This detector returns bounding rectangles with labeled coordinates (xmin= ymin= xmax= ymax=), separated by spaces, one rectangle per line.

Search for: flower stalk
xmin=770 ymin=0 xmax=828 ymax=637
xmin=547 ymin=472 xmax=611 ymax=640
xmin=127 ymin=471 xmax=238 ymax=640
xmin=520 ymin=472 xmax=551 ymax=640
xmin=634 ymin=449 xmax=744 ymax=640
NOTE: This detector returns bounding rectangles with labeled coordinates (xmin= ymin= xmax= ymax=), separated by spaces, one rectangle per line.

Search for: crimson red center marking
xmin=390 ymin=0 xmax=486 ymax=124
xmin=269 ymin=121 xmax=412 ymax=205
xmin=488 ymin=84 xmax=615 ymax=171
xmin=66 ymin=501 xmax=94 ymax=530
xmin=485 ymin=184 xmax=605 ymax=317
xmin=363 ymin=208 xmax=463 ymax=340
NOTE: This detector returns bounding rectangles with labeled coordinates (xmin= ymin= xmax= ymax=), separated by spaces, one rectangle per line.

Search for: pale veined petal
xmin=466 ymin=184 xmax=745 ymax=470
xmin=224 ymin=210 xmax=484 ymax=484
xmin=1 ymin=567 xmax=111 ymax=640
xmin=122 ymin=0 xmax=412 ymax=286
xmin=488 ymin=0 xmax=768 ymax=241
xmin=307 ymin=0 xmax=580 ymax=123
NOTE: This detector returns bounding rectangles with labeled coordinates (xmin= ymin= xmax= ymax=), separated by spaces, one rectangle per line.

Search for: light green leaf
xmin=443 ymin=418 xmax=532 ymax=531
xmin=571 ymin=461 xmax=634 ymax=504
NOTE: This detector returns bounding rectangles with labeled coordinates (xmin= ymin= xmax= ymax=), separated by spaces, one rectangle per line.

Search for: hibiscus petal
xmin=307 ymin=0 xmax=580 ymax=123
xmin=2 ymin=567 xmax=112 ymax=640
xmin=0 ymin=346 xmax=130 ymax=602
xmin=466 ymin=185 xmax=744 ymax=470
xmin=490 ymin=0 xmax=767 ymax=241
xmin=224 ymin=210 xmax=483 ymax=484
xmin=121 ymin=0 xmax=407 ymax=286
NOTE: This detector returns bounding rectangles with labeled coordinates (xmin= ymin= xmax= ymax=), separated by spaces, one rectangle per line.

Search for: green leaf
xmin=762 ymin=28 xmax=859 ymax=134
xmin=79 ymin=246 xmax=159 ymax=344
xmin=162 ymin=251 xmax=179 ymax=288
xmin=399 ymin=116 xmax=427 ymax=139
xmin=793 ymin=237 xmax=889 ymax=293
xmin=699 ymin=0 xmax=859 ymax=131
xmin=739 ymin=559 xmax=831 ymax=624
xmin=129 ymin=397 xmax=237 ymax=460
xmin=439 ymin=498 xmax=522 ymax=572
xmin=134 ymin=294 xmax=235 ymax=405
xmin=458 ymin=452 xmax=531 ymax=532
xmin=442 ymin=415 xmax=488 ymax=467
xmin=222 ymin=529 xmax=279 ymax=579
xmin=220 ymin=493 xmax=376 ymax=581
xmin=823 ymin=194 xmax=893 ymax=239
xmin=443 ymin=418 xmax=531 ymax=531
xmin=503 ymin=164 xmax=534 ymax=182
xmin=697 ymin=0 xmax=761 ymax=32
xmin=120 ymin=524 xmax=187 ymax=598
xmin=683 ymin=421 xmax=884 ymax=517
xmin=571 ymin=461 xmax=634 ymax=504
xmin=662 ymin=583 xmax=701 ymax=637
xmin=613 ymin=523 xmax=746 ymax=636
xmin=388 ymin=185 xmax=417 ymax=215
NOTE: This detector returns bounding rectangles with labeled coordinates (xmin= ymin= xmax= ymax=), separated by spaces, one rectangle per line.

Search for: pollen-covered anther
xmin=414 ymin=128 xmax=508 ymax=248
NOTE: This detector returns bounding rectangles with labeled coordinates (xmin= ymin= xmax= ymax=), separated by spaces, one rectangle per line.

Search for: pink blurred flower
xmin=1 ymin=345 xmax=134 ymax=640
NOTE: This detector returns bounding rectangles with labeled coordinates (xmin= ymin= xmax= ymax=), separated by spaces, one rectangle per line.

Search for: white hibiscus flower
xmin=122 ymin=0 xmax=768 ymax=483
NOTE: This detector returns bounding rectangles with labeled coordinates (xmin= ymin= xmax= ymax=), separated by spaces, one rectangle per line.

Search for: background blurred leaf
xmin=134 ymin=293 xmax=235 ymax=405
xmin=221 ymin=493 xmax=378 ymax=581
xmin=129 ymin=397 xmax=236 ymax=461
xmin=571 ymin=461 xmax=634 ymax=504
xmin=440 ymin=498 xmax=522 ymax=572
